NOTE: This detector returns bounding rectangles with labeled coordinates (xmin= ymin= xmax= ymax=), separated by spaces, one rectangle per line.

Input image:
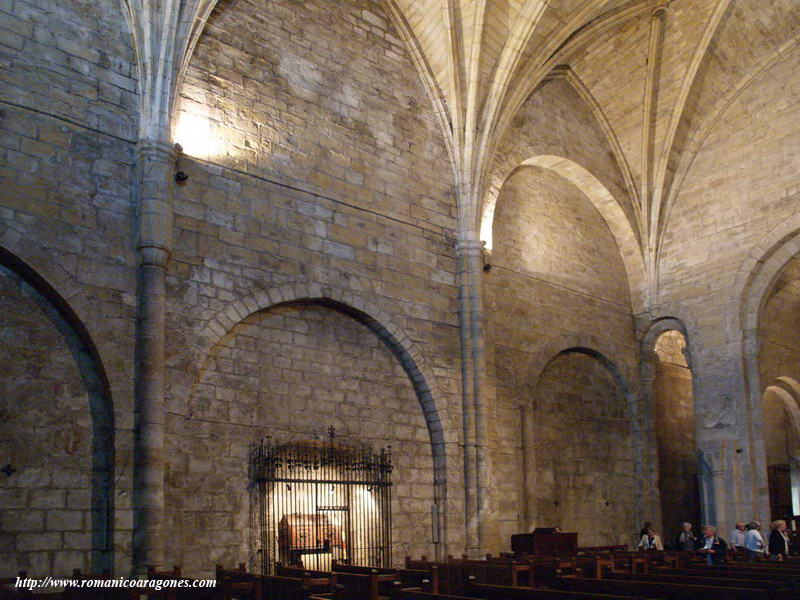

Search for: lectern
xmin=511 ymin=529 xmax=578 ymax=557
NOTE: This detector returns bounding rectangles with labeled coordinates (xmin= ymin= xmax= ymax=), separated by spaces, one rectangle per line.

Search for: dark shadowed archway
xmin=0 ymin=245 xmax=115 ymax=573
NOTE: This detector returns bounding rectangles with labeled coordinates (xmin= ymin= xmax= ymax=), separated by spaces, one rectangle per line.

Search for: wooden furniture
xmin=512 ymin=532 xmax=578 ymax=557
xmin=332 ymin=561 xmax=438 ymax=593
xmin=557 ymin=576 xmax=776 ymax=600
xmin=608 ymin=572 xmax=792 ymax=600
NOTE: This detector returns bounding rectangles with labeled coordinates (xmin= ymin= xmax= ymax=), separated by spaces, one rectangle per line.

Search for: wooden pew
xmin=139 ymin=565 xmax=215 ymax=600
xmin=515 ymin=556 xmax=581 ymax=586
xmin=216 ymin=564 xmax=261 ymax=600
xmin=261 ymin=575 xmax=317 ymax=600
xmin=274 ymin=566 xmax=334 ymax=595
xmin=652 ymin=566 xmax=800 ymax=589
xmin=405 ymin=557 xmax=531 ymax=594
xmin=332 ymin=562 xmax=438 ymax=593
xmin=555 ymin=576 xmax=774 ymax=600
xmin=576 ymin=546 xmax=627 ymax=554
xmin=405 ymin=559 xmax=473 ymax=596
xmin=467 ymin=582 xmax=646 ymax=600
xmin=709 ymin=561 xmax=800 ymax=574
xmin=331 ymin=571 xmax=399 ymax=600
xmin=574 ymin=555 xmax=613 ymax=579
xmin=661 ymin=563 xmax=800 ymax=579
xmin=398 ymin=586 xmax=642 ymax=600
xmin=451 ymin=557 xmax=530 ymax=588
xmin=398 ymin=592 xmax=474 ymax=600
xmin=607 ymin=572 xmax=792 ymax=600
xmin=217 ymin=564 xmax=326 ymax=600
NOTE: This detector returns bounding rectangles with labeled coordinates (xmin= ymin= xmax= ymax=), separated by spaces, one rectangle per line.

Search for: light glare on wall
xmin=174 ymin=113 xmax=221 ymax=160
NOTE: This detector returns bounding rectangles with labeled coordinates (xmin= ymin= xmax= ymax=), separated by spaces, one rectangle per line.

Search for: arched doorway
xmin=0 ymin=247 xmax=115 ymax=576
xmin=529 ymin=347 xmax=637 ymax=546
xmin=167 ymin=298 xmax=445 ymax=575
xmin=651 ymin=329 xmax=700 ymax=545
xmin=757 ymin=253 xmax=800 ymax=523
xmin=761 ymin=381 xmax=800 ymax=522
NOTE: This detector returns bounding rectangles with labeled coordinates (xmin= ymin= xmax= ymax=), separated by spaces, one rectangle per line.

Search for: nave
xmin=5 ymin=534 xmax=800 ymax=599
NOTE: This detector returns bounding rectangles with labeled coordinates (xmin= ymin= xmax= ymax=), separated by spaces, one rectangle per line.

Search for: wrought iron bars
xmin=249 ymin=429 xmax=392 ymax=574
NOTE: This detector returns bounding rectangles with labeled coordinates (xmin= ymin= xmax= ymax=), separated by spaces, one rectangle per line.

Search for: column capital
xmin=136 ymin=138 xmax=177 ymax=164
xmin=652 ymin=3 xmax=669 ymax=17
xmin=136 ymin=138 xmax=175 ymax=260
xmin=137 ymin=246 xmax=170 ymax=268
xmin=455 ymin=235 xmax=485 ymax=256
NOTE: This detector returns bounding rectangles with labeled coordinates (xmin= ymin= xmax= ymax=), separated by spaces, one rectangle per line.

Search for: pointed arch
xmin=174 ymin=281 xmax=455 ymax=557
xmin=525 ymin=333 xmax=644 ymax=539
xmin=481 ymin=155 xmax=647 ymax=311
xmin=764 ymin=382 xmax=800 ymax=442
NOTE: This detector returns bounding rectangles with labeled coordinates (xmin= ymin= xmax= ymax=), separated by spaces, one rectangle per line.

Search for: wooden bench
xmin=653 ymin=566 xmax=800 ymax=590
xmin=573 ymin=556 xmax=613 ymax=579
xmin=398 ymin=591 xmax=475 ymax=600
xmin=261 ymin=575 xmax=317 ymax=600
xmin=405 ymin=557 xmax=533 ymax=594
xmin=450 ymin=557 xmax=530 ymax=587
xmin=137 ymin=565 xmax=216 ymax=600
xmin=607 ymin=572 xmax=792 ymax=600
xmin=332 ymin=570 xmax=400 ymax=600
xmin=274 ymin=566 xmax=335 ymax=594
xmin=711 ymin=562 xmax=800 ymax=574
xmin=659 ymin=564 xmax=800 ymax=580
xmin=514 ymin=556 xmax=581 ymax=586
xmin=398 ymin=586 xmax=648 ymax=600
xmin=556 ymin=575 xmax=773 ymax=600
xmin=405 ymin=559 xmax=474 ymax=596
xmin=217 ymin=564 xmax=316 ymax=600
xmin=576 ymin=546 xmax=627 ymax=554
xmin=332 ymin=562 xmax=438 ymax=593
xmin=466 ymin=582 xmax=650 ymax=600
xmin=216 ymin=564 xmax=261 ymax=600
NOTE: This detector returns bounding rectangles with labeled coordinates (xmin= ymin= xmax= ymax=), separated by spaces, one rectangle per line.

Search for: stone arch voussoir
xmin=481 ymin=154 xmax=647 ymax=312
xmin=183 ymin=280 xmax=456 ymax=546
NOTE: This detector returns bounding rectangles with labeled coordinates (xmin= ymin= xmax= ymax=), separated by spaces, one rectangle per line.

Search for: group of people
xmin=636 ymin=520 xmax=792 ymax=564
xmin=729 ymin=520 xmax=792 ymax=561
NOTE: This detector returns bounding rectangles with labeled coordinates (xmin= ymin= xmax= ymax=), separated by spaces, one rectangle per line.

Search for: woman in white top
xmin=637 ymin=527 xmax=664 ymax=551
xmin=744 ymin=521 xmax=766 ymax=562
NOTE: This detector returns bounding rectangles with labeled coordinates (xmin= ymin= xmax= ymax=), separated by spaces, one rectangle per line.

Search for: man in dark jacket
xmin=768 ymin=520 xmax=790 ymax=561
xmin=697 ymin=525 xmax=727 ymax=565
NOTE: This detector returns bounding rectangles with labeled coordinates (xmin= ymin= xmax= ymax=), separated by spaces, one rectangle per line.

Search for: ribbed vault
xmin=122 ymin=0 xmax=800 ymax=303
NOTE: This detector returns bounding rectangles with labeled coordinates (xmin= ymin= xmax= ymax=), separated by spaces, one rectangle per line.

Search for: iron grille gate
xmin=249 ymin=429 xmax=392 ymax=574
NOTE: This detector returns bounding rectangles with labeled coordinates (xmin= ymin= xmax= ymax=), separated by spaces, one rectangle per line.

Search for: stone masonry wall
xmin=483 ymin=74 xmax=641 ymax=552
xmin=0 ymin=0 xmax=139 ymax=577
xmin=485 ymin=165 xmax=639 ymax=550
xmin=175 ymin=0 xmax=455 ymax=231
xmin=164 ymin=0 xmax=462 ymax=575
xmin=762 ymin=388 xmax=793 ymax=520
xmin=652 ymin=331 xmax=699 ymax=544
xmin=486 ymin=77 xmax=638 ymax=246
xmin=0 ymin=265 xmax=93 ymax=576
xmin=533 ymin=351 xmax=635 ymax=547
xmin=758 ymin=256 xmax=800 ymax=391
xmin=658 ymin=41 xmax=800 ymax=527
xmin=165 ymin=303 xmax=436 ymax=574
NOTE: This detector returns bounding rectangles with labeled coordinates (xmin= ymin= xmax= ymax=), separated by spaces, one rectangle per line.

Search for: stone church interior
xmin=2 ymin=0 xmax=800 ymax=596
